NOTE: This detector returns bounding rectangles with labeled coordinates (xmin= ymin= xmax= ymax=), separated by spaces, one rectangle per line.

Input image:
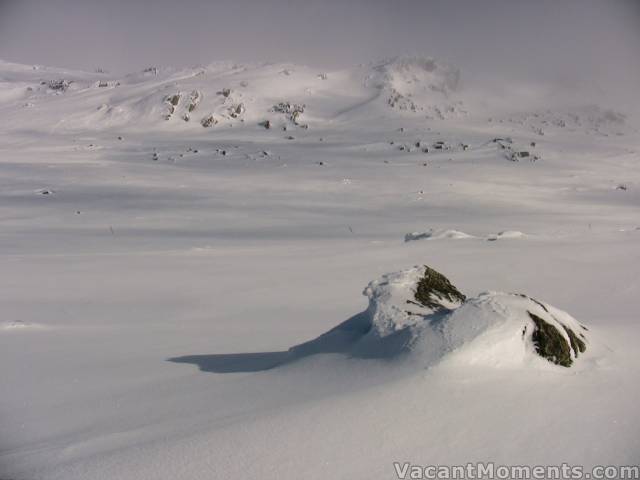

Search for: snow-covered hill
xmin=1 ymin=55 xmax=634 ymax=135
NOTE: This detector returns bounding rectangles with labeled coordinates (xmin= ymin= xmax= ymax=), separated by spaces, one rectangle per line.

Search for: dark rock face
xmin=163 ymin=94 xmax=181 ymax=120
xmin=187 ymin=90 xmax=201 ymax=112
xmin=413 ymin=265 xmax=466 ymax=311
xmin=528 ymin=311 xmax=586 ymax=367
xmin=529 ymin=312 xmax=572 ymax=367
xmin=166 ymin=94 xmax=180 ymax=106
xmin=564 ymin=325 xmax=587 ymax=356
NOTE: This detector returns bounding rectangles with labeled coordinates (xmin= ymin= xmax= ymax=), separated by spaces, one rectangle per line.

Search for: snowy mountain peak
xmin=364 ymin=55 xmax=465 ymax=118
xmin=367 ymin=55 xmax=461 ymax=95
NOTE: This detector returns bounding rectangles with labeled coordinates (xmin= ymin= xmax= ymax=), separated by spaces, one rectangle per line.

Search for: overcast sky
xmin=1 ymin=0 xmax=638 ymax=94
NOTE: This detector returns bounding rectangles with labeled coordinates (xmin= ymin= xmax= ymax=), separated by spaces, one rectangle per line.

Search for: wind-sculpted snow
xmin=287 ymin=265 xmax=588 ymax=369
xmin=172 ymin=266 xmax=589 ymax=372
xmin=405 ymin=229 xmax=526 ymax=242
xmin=405 ymin=229 xmax=476 ymax=242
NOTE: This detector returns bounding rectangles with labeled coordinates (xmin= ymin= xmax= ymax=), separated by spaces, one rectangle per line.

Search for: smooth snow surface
xmin=1 ymin=56 xmax=639 ymax=479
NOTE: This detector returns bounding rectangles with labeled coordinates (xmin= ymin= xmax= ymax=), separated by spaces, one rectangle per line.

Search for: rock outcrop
xmin=289 ymin=265 xmax=589 ymax=368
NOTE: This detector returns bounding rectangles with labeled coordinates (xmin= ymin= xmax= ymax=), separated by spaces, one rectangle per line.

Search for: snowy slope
xmin=0 ymin=56 xmax=639 ymax=480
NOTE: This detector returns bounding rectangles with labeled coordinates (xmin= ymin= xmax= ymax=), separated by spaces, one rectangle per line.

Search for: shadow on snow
xmin=168 ymin=310 xmax=414 ymax=373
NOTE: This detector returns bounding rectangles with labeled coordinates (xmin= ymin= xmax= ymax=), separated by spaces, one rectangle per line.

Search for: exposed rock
xmin=47 ymin=79 xmax=71 ymax=92
xmin=259 ymin=120 xmax=271 ymax=129
xmin=511 ymin=151 xmax=530 ymax=161
xmin=528 ymin=311 xmax=585 ymax=367
xmin=413 ymin=265 xmax=466 ymax=312
xmin=163 ymin=93 xmax=181 ymax=120
xmin=229 ymin=103 xmax=245 ymax=118
xmin=492 ymin=138 xmax=540 ymax=162
xmin=187 ymin=90 xmax=202 ymax=112
xmin=388 ymin=88 xmax=418 ymax=112
xmin=272 ymin=102 xmax=305 ymax=125
xmin=166 ymin=94 xmax=180 ymax=106
xmin=201 ymin=115 xmax=217 ymax=128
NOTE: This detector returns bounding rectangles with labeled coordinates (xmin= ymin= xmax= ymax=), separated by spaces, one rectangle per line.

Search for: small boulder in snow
xmin=201 ymin=115 xmax=217 ymax=128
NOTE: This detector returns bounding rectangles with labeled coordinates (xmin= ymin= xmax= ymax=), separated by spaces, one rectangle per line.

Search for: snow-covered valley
xmin=0 ymin=56 xmax=639 ymax=479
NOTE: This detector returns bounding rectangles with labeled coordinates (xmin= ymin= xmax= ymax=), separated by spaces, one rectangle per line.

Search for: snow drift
xmin=289 ymin=265 xmax=588 ymax=369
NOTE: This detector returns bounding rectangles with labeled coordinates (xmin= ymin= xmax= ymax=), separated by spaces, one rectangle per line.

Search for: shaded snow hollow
xmin=289 ymin=265 xmax=588 ymax=369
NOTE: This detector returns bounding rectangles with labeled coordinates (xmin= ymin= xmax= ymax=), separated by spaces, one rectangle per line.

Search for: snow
xmin=487 ymin=230 xmax=526 ymax=241
xmin=291 ymin=266 xmax=591 ymax=370
xmin=0 ymin=55 xmax=639 ymax=479
xmin=405 ymin=229 xmax=476 ymax=241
